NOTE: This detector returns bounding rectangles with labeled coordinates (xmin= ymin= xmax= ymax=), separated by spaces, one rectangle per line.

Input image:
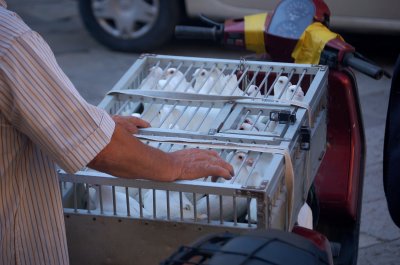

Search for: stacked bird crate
xmin=58 ymin=54 xmax=328 ymax=265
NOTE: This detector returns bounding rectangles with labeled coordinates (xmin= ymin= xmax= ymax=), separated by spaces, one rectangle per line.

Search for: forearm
xmin=88 ymin=124 xmax=176 ymax=181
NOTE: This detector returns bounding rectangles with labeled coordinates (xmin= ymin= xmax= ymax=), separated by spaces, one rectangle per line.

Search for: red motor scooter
xmin=163 ymin=0 xmax=390 ymax=264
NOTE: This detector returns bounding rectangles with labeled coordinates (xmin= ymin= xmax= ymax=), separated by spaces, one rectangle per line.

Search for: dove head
xmin=210 ymin=68 xmax=223 ymax=78
xmin=243 ymin=117 xmax=254 ymax=124
xmin=169 ymin=192 xmax=197 ymax=219
xmin=227 ymin=151 xmax=253 ymax=172
xmin=246 ymin=85 xmax=257 ymax=96
xmin=149 ymin=66 xmax=163 ymax=78
xmin=193 ymin=68 xmax=208 ymax=79
xmin=294 ymin=86 xmax=305 ymax=101
xmin=166 ymin=67 xmax=177 ymax=76
xmin=194 ymin=68 xmax=222 ymax=94
xmin=192 ymin=69 xmax=209 ymax=88
xmin=239 ymin=122 xmax=253 ymax=131
xmin=286 ymin=84 xmax=305 ymax=101
xmin=286 ymin=85 xmax=297 ymax=100
xmin=235 ymin=152 xmax=253 ymax=167
xmin=274 ymin=76 xmax=291 ymax=99
xmin=277 ymin=76 xmax=290 ymax=86
xmin=238 ymin=117 xmax=254 ymax=130
xmin=165 ymin=67 xmax=184 ymax=79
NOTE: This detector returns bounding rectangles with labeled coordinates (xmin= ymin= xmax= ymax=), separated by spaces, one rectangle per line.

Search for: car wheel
xmin=78 ymin=0 xmax=181 ymax=52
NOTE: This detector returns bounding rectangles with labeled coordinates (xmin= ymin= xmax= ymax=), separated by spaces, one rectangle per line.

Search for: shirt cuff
xmin=60 ymin=110 xmax=115 ymax=173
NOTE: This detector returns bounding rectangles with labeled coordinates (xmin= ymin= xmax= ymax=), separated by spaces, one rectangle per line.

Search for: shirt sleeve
xmin=0 ymin=30 xmax=115 ymax=173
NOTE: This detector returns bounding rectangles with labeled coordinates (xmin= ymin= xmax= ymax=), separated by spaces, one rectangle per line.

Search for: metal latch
xmin=300 ymin=126 xmax=311 ymax=150
xmin=269 ymin=110 xmax=296 ymax=124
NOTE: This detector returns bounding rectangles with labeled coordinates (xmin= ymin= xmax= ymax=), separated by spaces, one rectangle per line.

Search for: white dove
xmin=242 ymin=154 xmax=269 ymax=223
xmin=247 ymin=199 xmax=258 ymax=223
xmin=120 ymin=109 xmax=132 ymax=116
xmin=245 ymin=84 xmax=262 ymax=98
xmin=158 ymin=105 xmax=189 ymax=129
xmin=297 ymin=202 xmax=313 ymax=229
xmin=131 ymin=112 xmax=142 ymax=118
xmin=192 ymin=68 xmax=236 ymax=95
xmin=195 ymin=151 xmax=255 ymax=221
xmin=142 ymin=189 xmax=204 ymax=220
xmin=158 ymin=67 xmax=196 ymax=93
xmin=115 ymin=186 xmax=140 ymax=203
xmin=265 ymin=120 xmax=278 ymax=132
xmin=140 ymin=103 xmax=163 ymax=126
xmin=215 ymin=71 xmax=242 ymax=96
xmin=139 ymin=66 xmax=163 ymax=90
xmin=245 ymin=115 xmax=277 ymax=133
xmin=193 ymin=68 xmax=218 ymax=94
xmin=89 ymin=186 xmax=150 ymax=217
xmin=182 ymin=106 xmax=220 ymax=132
xmin=286 ymin=84 xmax=305 ymax=101
xmin=238 ymin=116 xmax=266 ymax=132
xmin=273 ymin=76 xmax=292 ymax=99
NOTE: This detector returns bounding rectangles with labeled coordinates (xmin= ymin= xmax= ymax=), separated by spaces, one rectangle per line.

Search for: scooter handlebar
xmin=343 ymin=53 xmax=384 ymax=80
xmin=175 ymin=25 xmax=223 ymax=42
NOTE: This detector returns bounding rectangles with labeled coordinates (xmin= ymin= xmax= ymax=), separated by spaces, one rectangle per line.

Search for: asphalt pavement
xmin=5 ymin=0 xmax=400 ymax=264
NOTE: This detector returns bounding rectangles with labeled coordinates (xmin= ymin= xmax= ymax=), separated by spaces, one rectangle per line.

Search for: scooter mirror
xmin=267 ymin=0 xmax=316 ymax=40
xmin=264 ymin=0 xmax=330 ymax=62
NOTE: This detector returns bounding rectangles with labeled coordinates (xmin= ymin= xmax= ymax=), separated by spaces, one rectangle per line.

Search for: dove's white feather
xmin=159 ymin=68 xmax=196 ymax=92
xmin=193 ymin=69 xmax=219 ymax=94
xmin=89 ymin=186 xmax=150 ymax=217
xmin=196 ymin=151 xmax=254 ymax=220
xmin=158 ymin=105 xmax=185 ymax=129
xmin=273 ymin=76 xmax=292 ymax=99
xmin=139 ymin=66 xmax=163 ymax=90
xmin=246 ymin=199 xmax=258 ymax=223
xmin=243 ymin=154 xmax=272 ymax=223
xmin=246 ymin=85 xmax=262 ymax=98
xmin=141 ymin=103 xmax=162 ymax=125
xmin=142 ymin=190 xmax=205 ymax=220
xmin=182 ymin=106 xmax=220 ymax=132
xmin=131 ymin=112 xmax=142 ymax=118
xmin=216 ymin=73 xmax=242 ymax=96
xmin=265 ymin=121 xmax=278 ymax=132
xmin=193 ymin=68 xmax=234 ymax=95
xmin=297 ymin=202 xmax=313 ymax=229
xmin=115 ymin=186 xmax=141 ymax=203
xmin=239 ymin=122 xmax=256 ymax=131
xmin=286 ymin=84 xmax=305 ymax=101
xmin=239 ymin=116 xmax=266 ymax=132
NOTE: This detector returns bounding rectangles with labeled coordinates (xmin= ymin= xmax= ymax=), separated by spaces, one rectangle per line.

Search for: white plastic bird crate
xmin=58 ymin=54 xmax=328 ymax=265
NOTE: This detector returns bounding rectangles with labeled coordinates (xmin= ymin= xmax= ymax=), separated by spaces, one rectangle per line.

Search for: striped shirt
xmin=0 ymin=2 xmax=115 ymax=265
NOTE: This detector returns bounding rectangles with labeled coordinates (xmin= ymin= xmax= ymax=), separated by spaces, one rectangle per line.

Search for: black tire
xmin=78 ymin=0 xmax=181 ymax=52
xmin=161 ymin=230 xmax=331 ymax=265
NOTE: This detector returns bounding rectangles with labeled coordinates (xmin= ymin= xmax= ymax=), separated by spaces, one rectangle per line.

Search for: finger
xmin=131 ymin=117 xmax=151 ymax=128
xmin=191 ymin=150 xmax=234 ymax=177
xmin=203 ymin=149 xmax=220 ymax=158
xmin=210 ymin=156 xmax=234 ymax=177
xmin=205 ymin=165 xmax=232 ymax=181
xmin=211 ymin=176 xmax=221 ymax=182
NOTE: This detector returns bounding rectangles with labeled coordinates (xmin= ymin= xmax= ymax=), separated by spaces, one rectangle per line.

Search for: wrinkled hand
xmin=112 ymin=115 xmax=150 ymax=134
xmin=168 ymin=149 xmax=234 ymax=181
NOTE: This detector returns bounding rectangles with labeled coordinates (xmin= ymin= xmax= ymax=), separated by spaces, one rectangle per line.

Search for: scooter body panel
xmin=315 ymin=69 xmax=365 ymax=221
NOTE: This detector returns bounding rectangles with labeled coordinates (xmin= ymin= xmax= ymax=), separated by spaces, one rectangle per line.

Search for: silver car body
xmin=184 ymin=0 xmax=400 ymax=34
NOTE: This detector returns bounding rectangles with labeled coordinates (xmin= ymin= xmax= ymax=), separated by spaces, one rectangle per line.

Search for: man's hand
xmin=112 ymin=115 xmax=150 ymax=134
xmin=168 ymin=149 xmax=234 ymax=182
xmin=89 ymin=123 xmax=233 ymax=183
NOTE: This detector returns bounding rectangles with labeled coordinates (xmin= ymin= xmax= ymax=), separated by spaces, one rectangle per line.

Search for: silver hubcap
xmin=92 ymin=0 xmax=159 ymax=39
